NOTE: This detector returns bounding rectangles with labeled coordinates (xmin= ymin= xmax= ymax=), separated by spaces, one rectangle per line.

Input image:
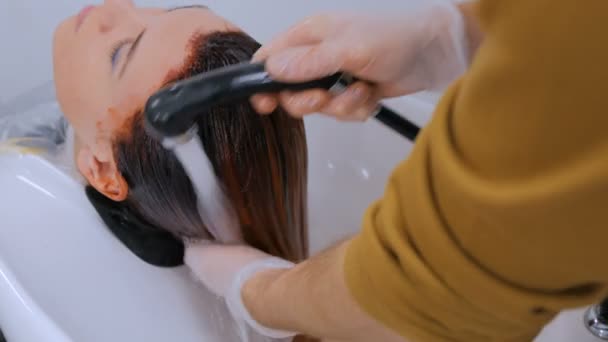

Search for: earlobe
xmin=77 ymin=145 xmax=129 ymax=202
xmin=101 ymin=176 xmax=129 ymax=202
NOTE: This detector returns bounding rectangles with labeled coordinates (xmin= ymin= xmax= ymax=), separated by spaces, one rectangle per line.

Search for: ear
xmin=77 ymin=144 xmax=129 ymax=202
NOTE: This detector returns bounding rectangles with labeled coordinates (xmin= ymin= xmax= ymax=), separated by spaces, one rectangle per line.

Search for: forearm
xmin=242 ymin=240 xmax=404 ymax=341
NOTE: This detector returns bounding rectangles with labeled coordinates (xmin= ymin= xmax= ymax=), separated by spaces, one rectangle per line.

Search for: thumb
xmin=265 ymin=43 xmax=351 ymax=82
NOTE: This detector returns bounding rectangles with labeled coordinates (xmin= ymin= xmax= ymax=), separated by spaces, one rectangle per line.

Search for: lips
xmin=75 ymin=5 xmax=96 ymax=32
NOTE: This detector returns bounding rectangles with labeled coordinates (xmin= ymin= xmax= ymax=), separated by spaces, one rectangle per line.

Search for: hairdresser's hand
xmin=185 ymin=242 xmax=297 ymax=338
xmin=251 ymin=1 xmax=468 ymax=121
xmin=185 ymin=243 xmax=276 ymax=297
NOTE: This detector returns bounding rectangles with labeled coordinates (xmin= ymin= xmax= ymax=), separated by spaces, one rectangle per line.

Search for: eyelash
xmin=110 ymin=40 xmax=130 ymax=67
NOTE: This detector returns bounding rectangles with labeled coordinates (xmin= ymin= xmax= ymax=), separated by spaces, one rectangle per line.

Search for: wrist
xmin=457 ymin=1 xmax=483 ymax=59
xmin=413 ymin=0 xmax=470 ymax=89
xmin=226 ymin=257 xmax=297 ymax=339
xmin=242 ymin=268 xmax=289 ymax=328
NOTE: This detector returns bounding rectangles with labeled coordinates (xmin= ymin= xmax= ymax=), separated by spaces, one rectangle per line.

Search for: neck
xmin=61 ymin=125 xmax=87 ymax=184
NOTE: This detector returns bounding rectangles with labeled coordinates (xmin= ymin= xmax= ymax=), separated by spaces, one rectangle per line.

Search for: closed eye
xmin=110 ymin=40 xmax=131 ymax=70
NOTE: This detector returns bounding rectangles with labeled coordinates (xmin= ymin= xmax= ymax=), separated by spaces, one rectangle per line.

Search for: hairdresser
xmin=186 ymin=0 xmax=608 ymax=340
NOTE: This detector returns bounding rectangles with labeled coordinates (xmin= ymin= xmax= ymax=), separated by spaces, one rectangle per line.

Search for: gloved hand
xmin=251 ymin=0 xmax=468 ymax=121
xmin=184 ymin=242 xmax=297 ymax=339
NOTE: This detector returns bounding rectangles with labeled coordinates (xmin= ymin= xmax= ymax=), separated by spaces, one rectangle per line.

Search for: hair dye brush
xmin=144 ymin=61 xmax=420 ymax=143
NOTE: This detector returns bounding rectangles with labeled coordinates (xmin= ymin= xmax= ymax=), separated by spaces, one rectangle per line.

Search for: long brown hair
xmin=114 ymin=31 xmax=308 ymax=261
xmin=86 ymin=30 xmax=317 ymax=342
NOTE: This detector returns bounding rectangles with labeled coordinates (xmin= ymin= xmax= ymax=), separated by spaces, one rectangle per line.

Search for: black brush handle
xmin=145 ymin=62 xmax=420 ymax=141
xmin=374 ymin=107 xmax=420 ymax=141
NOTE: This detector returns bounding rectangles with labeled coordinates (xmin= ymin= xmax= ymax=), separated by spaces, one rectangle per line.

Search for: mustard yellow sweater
xmin=344 ymin=0 xmax=608 ymax=340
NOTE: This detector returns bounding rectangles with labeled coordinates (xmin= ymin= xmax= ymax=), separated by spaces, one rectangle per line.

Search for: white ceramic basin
xmin=0 ymin=90 xmax=426 ymax=341
xmin=0 ymin=154 xmax=272 ymax=342
xmin=0 ymin=105 xmax=603 ymax=342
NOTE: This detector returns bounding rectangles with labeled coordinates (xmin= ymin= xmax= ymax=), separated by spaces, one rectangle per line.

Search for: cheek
xmin=54 ymin=45 xmax=107 ymax=119
xmin=53 ymin=20 xmax=74 ymax=87
xmin=54 ymin=20 xmax=85 ymax=111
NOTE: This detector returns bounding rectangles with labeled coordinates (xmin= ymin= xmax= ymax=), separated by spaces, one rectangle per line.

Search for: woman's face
xmin=53 ymin=0 xmax=238 ymax=200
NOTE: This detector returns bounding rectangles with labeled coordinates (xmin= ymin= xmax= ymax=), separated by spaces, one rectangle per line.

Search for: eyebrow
xmin=168 ymin=5 xmax=208 ymax=12
xmin=118 ymin=5 xmax=208 ymax=78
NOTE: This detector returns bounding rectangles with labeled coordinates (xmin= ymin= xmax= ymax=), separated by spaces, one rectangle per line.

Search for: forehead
xmin=113 ymin=8 xmax=236 ymax=114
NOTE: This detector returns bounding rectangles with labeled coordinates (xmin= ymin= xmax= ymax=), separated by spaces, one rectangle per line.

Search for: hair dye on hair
xmin=88 ymin=31 xmax=309 ymax=262
xmin=87 ymin=30 xmax=315 ymax=341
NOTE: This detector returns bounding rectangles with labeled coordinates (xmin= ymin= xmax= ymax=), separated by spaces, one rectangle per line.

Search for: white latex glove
xmin=251 ymin=0 xmax=468 ymax=121
xmin=185 ymin=242 xmax=297 ymax=339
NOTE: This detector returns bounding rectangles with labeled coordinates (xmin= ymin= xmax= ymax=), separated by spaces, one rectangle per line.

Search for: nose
xmin=104 ymin=0 xmax=135 ymax=9
xmin=96 ymin=0 xmax=141 ymax=33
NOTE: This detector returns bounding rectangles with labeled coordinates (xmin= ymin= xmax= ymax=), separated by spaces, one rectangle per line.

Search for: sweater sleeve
xmin=344 ymin=0 xmax=608 ymax=340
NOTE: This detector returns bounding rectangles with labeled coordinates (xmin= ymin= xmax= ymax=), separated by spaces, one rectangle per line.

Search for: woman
xmin=51 ymin=0 xmax=309 ymax=267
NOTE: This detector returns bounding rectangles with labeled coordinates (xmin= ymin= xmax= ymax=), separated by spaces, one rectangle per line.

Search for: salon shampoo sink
xmin=0 ymin=153 xmax=269 ymax=342
xmin=0 ymin=101 xmax=601 ymax=342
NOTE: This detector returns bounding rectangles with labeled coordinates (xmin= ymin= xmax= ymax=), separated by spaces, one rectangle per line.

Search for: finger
xmin=277 ymin=89 xmax=332 ymax=117
xmin=264 ymin=43 xmax=345 ymax=82
xmin=320 ymin=82 xmax=379 ymax=121
xmin=250 ymin=94 xmax=279 ymax=115
xmin=264 ymin=37 xmax=377 ymax=83
xmin=253 ymin=14 xmax=332 ymax=62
